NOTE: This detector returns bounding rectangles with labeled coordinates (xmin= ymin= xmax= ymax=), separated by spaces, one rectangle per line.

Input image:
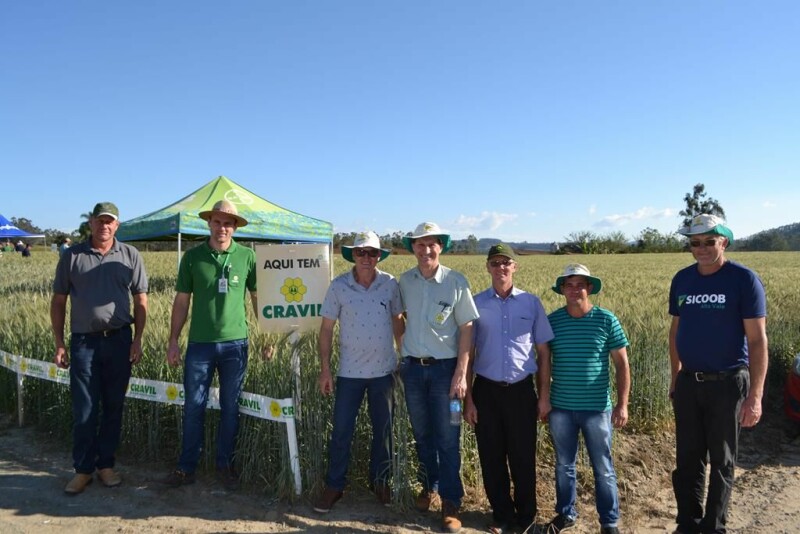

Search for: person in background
xmin=313 ymin=231 xmax=404 ymax=513
xmin=465 ymin=243 xmax=553 ymax=534
xmin=540 ymin=264 xmax=630 ymax=534
xmin=398 ymin=222 xmax=479 ymax=533
xmin=22 ymin=243 xmax=32 ymax=257
xmin=669 ymin=215 xmax=767 ymax=534
xmin=60 ymin=237 xmax=73 ymax=256
xmin=162 ymin=200 xmax=258 ymax=492
xmin=50 ymin=201 xmax=148 ymax=495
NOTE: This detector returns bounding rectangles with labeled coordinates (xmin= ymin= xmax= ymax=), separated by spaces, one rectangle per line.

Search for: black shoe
xmin=216 ymin=466 xmax=240 ymax=491
xmin=600 ymin=527 xmax=619 ymax=534
xmin=161 ymin=469 xmax=195 ymax=488
xmin=313 ymin=486 xmax=343 ymax=513
xmin=546 ymin=514 xmax=576 ymax=533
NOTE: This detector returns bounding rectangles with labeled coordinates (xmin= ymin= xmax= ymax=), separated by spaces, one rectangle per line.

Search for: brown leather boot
xmin=97 ymin=468 xmax=122 ymax=487
xmin=441 ymin=500 xmax=462 ymax=532
xmin=64 ymin=473 xmax=93 ymax=495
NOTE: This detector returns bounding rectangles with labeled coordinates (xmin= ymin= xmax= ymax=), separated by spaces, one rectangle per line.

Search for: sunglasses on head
xmin=354 ymin=248 xmax=381 ymax=258
xmin=489 ymin=259 xmax=514 ymax=268
xmin=689 ymin=238 xmax=718 ymax=248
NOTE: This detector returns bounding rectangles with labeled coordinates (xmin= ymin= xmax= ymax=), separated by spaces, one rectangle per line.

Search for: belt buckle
xmin=419 ymin=357 xmax=432 ymax=367
xmin=694 ymin=372 xmax=705 ymax=382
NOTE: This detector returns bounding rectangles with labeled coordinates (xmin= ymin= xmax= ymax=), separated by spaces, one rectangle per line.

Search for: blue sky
xmin=3 ymin=1 xmax=798 ymax=243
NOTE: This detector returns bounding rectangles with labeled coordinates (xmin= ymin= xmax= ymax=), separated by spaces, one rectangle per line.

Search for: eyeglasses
xmin=489 ymin=259 xmax=514 ymax=268
xmin=689 ymin=239 xmax=718 ymax=248
xmin=354 ymin=248 xmax=381 ymax=258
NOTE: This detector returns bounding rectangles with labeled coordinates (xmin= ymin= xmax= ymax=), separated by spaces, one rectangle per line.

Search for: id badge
xmin=218 ymin=277 xmax=228 ymax=294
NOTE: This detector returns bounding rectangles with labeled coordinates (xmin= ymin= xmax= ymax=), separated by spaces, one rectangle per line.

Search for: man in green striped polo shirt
xmin=539 ymin=264 xmax=630 ymax=534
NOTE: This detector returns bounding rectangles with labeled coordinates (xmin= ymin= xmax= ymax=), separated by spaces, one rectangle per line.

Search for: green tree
xmin=78 ymin=211 xmax=92 ymax=242
xmin=679 ymin=183 xmax=726 ymax=227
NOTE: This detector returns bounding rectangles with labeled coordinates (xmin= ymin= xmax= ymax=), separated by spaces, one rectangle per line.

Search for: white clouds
xmin=594 ymin=207 xmax=675 ymax=228
xmin=589 ymin=204 xmax=597 ymax=215
xmin=762 ymin=200 xmax=777 ymax=208
xmin=452 ymin=211 xmax=518 ymax=236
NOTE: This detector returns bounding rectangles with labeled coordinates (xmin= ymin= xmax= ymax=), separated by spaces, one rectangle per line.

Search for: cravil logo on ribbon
xmin=256 ymin=243 xmax=331 ymax=333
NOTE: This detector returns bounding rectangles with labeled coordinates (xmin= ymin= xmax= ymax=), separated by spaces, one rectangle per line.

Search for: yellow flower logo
xmin=280 ymin=277 xmax=307 ymax=303
xmin=48 ymin=366 xmax=56 ymax=379
xmin=270 ymin=400 xmax=282 ymax=418
xmin=424 ymin=224 xmax=434 ymax=232
xmin=166 ymin=385 xmax=179 ymax=402
xmin=20 ymin=361 xmax=27 ymax=373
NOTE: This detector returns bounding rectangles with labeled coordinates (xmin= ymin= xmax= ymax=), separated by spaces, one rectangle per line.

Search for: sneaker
xmin=64 ymin=473 xmax=93 ymax=495
xmin=216 ymin=466 xmax=240 ymax=491
xmin=96 ymin=468 xmax=122 ymax=487
xmin=313 ymin=486 xmax=343 ymax=513
xmin=161 ymin=469 xmax=196 ymax=488
xmin=415 ymin=489 xmax=440 ymax=512
xmin=372 ymin=482 xmax=391 ymax=505
xmin=441 ymin=500 xmax=462 ymax=533
xmin=601 ymin=527 xmax=620 ymax=534
xmin=546 ymin=514 xmax=576 ymax=533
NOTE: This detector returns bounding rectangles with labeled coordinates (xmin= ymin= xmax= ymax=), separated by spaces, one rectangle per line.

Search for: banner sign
xmin=255 ymin=243 xmax=331 ymax=333
xmin=0 ymin=351 xmax=294 ymax=423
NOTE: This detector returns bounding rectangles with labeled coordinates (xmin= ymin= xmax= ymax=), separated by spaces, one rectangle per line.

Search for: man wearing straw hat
xmin=162 ymin=199 xmax=258 ymax=491
xmin=399 ymin=222 xmax=479 ymax=533
xmin=51 ymin=201 xmax=149 ymax=495
xmin=313 ymin=231 xmax=405 ymax=513
xmin=669 ymin=214 xmax=767 ymax=534
xmin=541 ymin=264 xmax=630 ymax=534
xmin=465 ymin=243 xmax=553 ymax=534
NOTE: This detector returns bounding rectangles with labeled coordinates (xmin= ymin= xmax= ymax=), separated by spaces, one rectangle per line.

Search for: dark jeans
xmin=399 ymin=357 xmax=463 ymax=507
xmin=473 ymin=374 xmax=538 ymax=527
xmin=69 ymin=326 xmax=133 ymax=474
xmin=672 ymin=367 xmax=749 ymax=534
xmin=179 ymin=339 xmax=248 ymax=473
xmin=325 ymin=374 xmax=395 ymax=490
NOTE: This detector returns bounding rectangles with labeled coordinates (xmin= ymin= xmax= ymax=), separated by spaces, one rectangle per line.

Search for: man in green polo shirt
xmin=162 ymin=200 xmax=258 ymax=491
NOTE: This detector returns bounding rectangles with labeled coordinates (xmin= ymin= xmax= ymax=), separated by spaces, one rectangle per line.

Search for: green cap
xmin=92 ymin=202 xmax=119 ymax=220
xmin=487 ymin=242 xmax=517 ymax=260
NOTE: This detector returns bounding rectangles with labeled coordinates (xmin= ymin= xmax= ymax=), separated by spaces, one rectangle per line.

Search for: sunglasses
xmin=489 ymin=259 xmax=514 ymax=268
xmin=354 ymin=248 xmax=381 ymax=258
xmin=689 ymin=239 xmax=718 ymax=248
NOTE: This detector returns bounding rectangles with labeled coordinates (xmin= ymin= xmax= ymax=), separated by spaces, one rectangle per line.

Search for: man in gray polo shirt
xmin=313 ymin=231 xmax=404 ymax=513
xmin=51 ymin=201 xmax=148 ymax=495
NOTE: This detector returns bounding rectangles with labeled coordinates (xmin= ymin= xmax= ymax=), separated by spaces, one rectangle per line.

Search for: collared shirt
xmin=321 ymin=268 xmax=403 ymax=378
xmin=399 ymin=264 xmax=479 ymax=360
xmin=176 ymin=239 xmax=257 ymax=343
xmin=53 ymin=239 xmax=148 ymax=334
xmin=472 ymin=286 xmax=554 ymax=384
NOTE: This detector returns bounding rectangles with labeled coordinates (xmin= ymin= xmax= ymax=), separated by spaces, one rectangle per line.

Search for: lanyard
xmin=215 ymin=252 xmax=230 ymax=279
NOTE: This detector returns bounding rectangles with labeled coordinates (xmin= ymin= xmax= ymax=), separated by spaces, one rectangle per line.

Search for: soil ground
xmin=1 ymin=407 xmax=799 ymax=534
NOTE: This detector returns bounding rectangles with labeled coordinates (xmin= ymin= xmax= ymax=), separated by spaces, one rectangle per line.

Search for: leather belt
xmin=406 ymin=356 xmax=441 ymax=366
xmin=476 ymin=374 xmax=532 ymax=387
xmin=681 ymin=366 xmax=747 ymax=382
xmin=82 ymin=325 xmax=130 ymax=338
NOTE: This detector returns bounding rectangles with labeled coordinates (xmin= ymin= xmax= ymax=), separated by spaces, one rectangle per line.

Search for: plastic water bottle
xmin=449 ymin=399 xmax=462 ymax=426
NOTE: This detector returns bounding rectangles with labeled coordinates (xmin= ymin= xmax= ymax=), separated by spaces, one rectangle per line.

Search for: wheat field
xmin=1 ymin=249 xmax=798 ymax=500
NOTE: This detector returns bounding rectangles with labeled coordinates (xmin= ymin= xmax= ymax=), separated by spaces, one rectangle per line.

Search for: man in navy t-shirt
xmin=668 ymin=214 xmax=768 ymax=534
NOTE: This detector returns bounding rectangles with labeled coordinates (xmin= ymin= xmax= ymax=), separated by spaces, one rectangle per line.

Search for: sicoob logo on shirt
xmin=678 ymin=293 xmax=727 ymax=309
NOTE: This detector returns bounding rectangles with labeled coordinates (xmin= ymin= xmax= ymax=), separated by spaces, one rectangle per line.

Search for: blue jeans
xmin=549 ymin=408 xmax=619 ymax=527
xmin=69 ymin=326 xmax=133 ymax=474
xmin=400 ymin=357 xmax=463 ymax=507
xmin=325 ymin=374 xmax=395 ymax=490
xmin=179 ymin=339 xmax=248 ymax=473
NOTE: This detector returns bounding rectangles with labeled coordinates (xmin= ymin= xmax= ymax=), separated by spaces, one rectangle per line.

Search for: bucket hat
xmin=341 ymin=231 xmax=391 ymax=263
xmin=199 ymin=200 xmax=248 ymax=227
xmin=678 ymin=214 xmax=733 ymax=243
xmin=402 ymin=222 xmax=452 ymax=253
xmin=552 ymin=263 xmax=602 ymax=295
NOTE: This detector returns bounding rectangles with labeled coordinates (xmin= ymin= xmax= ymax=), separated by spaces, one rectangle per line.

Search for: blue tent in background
xmin=0 ymin=214 xmax=45 ymax=241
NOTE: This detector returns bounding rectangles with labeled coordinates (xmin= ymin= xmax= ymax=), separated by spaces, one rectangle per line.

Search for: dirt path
xmin=1 ymin=413 xmax=798 ymax=533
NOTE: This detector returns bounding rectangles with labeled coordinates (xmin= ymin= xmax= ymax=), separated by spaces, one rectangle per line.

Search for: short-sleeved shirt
xmin=669 ymin=260 xmax=766 ymax=372
xmin=547 ymin=306 xmax=628 ymax=411
xmin=399 ymin=265 xmax=479 ymax=360
xmin=321 ymin=268 xmax=403 ymax=378
xmin=472 ymin=286 xmax=554 ymax=384
xmin=176 ymin=239 xmax=257 ymax=343
xmin=53 ymin=239 xmax=148 ymax=334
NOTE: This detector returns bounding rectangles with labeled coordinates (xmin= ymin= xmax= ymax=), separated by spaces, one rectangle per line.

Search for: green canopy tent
xmin=116 ymin=176 xmax=333 ymax=262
